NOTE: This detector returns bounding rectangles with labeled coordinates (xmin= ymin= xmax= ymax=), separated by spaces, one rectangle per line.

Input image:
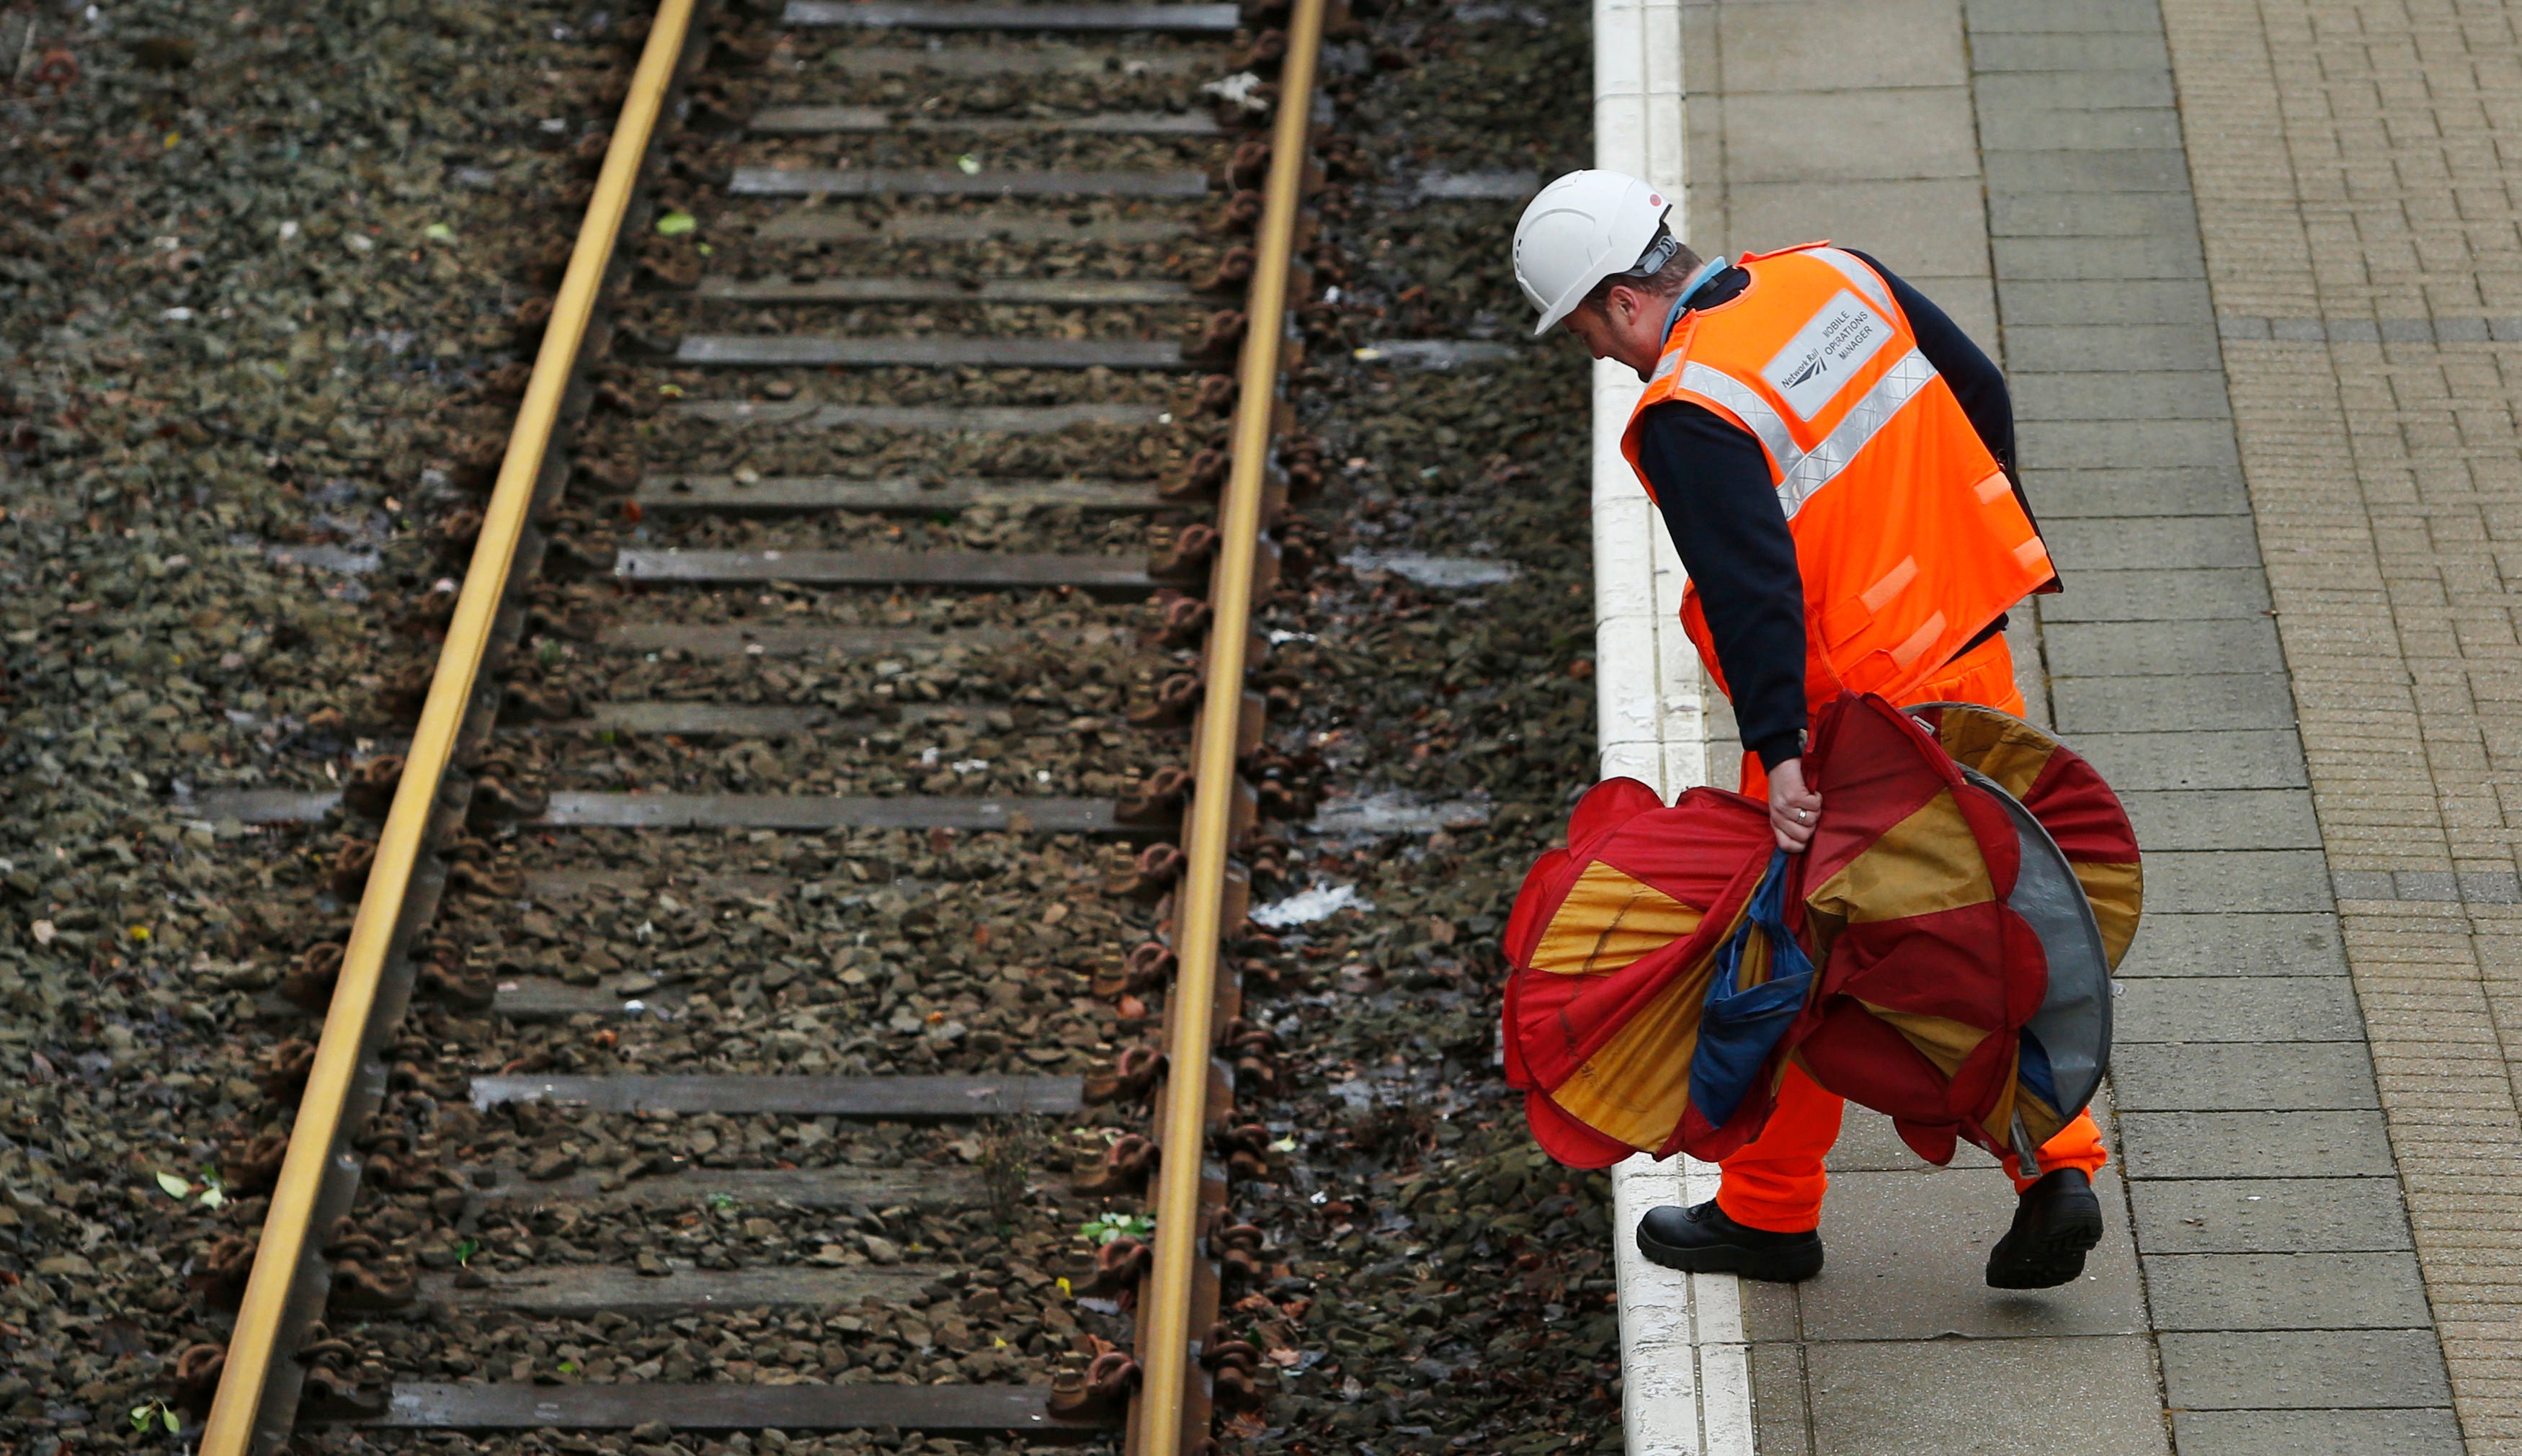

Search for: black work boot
xmin=1636 ymin=1200 xmax=1824 ymax=1283
xmin=1986 ymin=1167 xmax=2104 ymax=1290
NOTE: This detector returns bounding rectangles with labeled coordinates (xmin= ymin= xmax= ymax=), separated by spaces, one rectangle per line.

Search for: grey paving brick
xmin=2325 ymin=870 xmax=2392 ymax=900
xmin=2392 ymin=872 xmax=2457 ymax=903
xmin=1982 ymin=147 xmax=2193 ymax=194
xmin=2002 ymin=322 xmax=2223 ymax=372
xmin=2137 ymin=849 xmax=2334 ymax=913
xmin=1742 ymin=1280 xmax=1800 ymax=1345
xmin=2071 ymin=731 xmax=2309 ymax=792
xmin=1747 ymin=1342 xmax=1814 ymax=1456
xmin=1994 ymin=233 xmax=2208 ymax=282
xmin=2116 ymin=788 xmax=2320 ymax=851
xmin=2001 ymin=277 xmax=2215 ymax=326
xmin=2459 ymin=870 xmax=2522 ymax=903
xmin=1796 ymin=1167 xmax=2147 ymax=1340
xmin=1822 ymin=1108 xmax=1941 ymax=1172
xmin=1805 ymin=1337 xmax=2170 ymax=1456
xmin=1726 ymin=178 xmax=1989 ymax=279
xmin=1974 ymin=68 xmax=2178 ymax=114
xmin=2118 ymin=1110 xmax=2395 ymax=1180
xmin=2113 ymin=974 xmax=2366 ymax=1045
xmin=2117 ymin=911 xmax=2348 ymax=978
xmin=2020 ymin=465 xmax=2250 ymax=518
xmin=2043 ymin=516 xmax=2262 ymax=572
xmin=2034 ymin=569 xmax=2271 ymax=623
xmin=1898 ymin=272 xmax=2001 ymax=353
xmin=1964 ymin=0 xmax=2167 ymax=35
xmin=2352 ymin=870 xmax=2449 ymax=903
xmin=2053 ymin=673 xmax=2295 ymax=733
xmin=1989 ymin=189 xmax=2200 ymax=239
xmin=2168 ymin=1408 xmax=2464 ymax=1456
xmin=1976 ymin=105 xmax=2187 ymax=153
xmin=1714 ymin=0 xmax=1966 ymax=92
xmin=2158 ymin=1329 xmax=2452 ymax=1410
xmin=2012 ymin=368 xmax=2229 ymax=420
xmin=2043 ymin=618 xmax=2284 ymax=679
xmin=1721 ymin=89 xmax=1980 ymax=184
xmin=2344 ymin=867 xmax=2522 ymax=905
xmin=2142 ymin=1251 xmax=2431 ymax=1331
xmin=1970 ymin=32 xmax=2170 ymax=73
xmin=2112 ymin=1041 xmax=2379 ymax=1112
xmin=2018 ymin=417 xmax=2240 ymax=471
xmin=2128 ymin=1178 xmax=2412 ymax=1254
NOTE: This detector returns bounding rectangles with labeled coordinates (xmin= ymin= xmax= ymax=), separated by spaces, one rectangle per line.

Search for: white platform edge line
xmin=1592 ymin=0 xmax=1757 ymax=1452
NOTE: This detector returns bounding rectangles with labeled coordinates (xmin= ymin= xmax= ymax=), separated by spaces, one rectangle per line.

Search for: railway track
xmin=192 ymin=1 xmax=1334 ymax=1452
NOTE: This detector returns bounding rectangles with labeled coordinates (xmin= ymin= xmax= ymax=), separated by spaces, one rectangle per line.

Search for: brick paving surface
xmin=2158 ymin=0 xmax=2522 ymax=1449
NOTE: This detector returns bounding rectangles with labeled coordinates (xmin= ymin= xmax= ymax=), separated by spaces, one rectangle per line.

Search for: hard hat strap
xmin=1616 ymin=222 xmax=1683 ymax=281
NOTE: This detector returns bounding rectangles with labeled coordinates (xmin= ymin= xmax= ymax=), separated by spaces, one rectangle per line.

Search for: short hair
xmin=1576 ymin=224 xmax=1703 ymax=319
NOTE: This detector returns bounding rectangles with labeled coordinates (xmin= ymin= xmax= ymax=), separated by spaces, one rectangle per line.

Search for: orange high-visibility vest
xmin=1621 ymin=243 xmax=2055 ymax=713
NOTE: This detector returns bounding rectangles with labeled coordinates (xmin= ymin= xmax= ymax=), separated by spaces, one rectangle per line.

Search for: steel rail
xmin=1131 ymin=0 xmax=1327 ymax=1449
xmin=193 ymin=2 xmax=699 ymax=1451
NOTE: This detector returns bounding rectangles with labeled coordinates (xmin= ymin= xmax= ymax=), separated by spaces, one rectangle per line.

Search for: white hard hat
xmin=1512 ymin=169 xmax=1675 ymax=336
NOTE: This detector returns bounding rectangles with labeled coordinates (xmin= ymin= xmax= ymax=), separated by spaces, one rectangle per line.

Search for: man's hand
xmin=1768 ymin=757 xmax=1822 ymax=853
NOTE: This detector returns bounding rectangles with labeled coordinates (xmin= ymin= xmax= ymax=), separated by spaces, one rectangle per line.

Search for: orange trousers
xmin=1721 ymin=633 xmax=2111 ymax=1233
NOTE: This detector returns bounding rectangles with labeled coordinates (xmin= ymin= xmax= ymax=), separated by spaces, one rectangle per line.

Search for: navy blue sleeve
xmin=1636 ymin=400 xmax=1809 ymax=772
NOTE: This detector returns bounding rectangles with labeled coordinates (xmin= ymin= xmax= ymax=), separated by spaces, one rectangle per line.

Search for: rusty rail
xmin=194 ymin=2 xmax=700 ymax=1451
xmin=1128 ymin=0 xmax=1329 ymax=1450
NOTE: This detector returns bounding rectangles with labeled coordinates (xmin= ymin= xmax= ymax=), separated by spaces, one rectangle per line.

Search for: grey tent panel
xmin=1960 ymin=763 xmax=2115 ymax=1118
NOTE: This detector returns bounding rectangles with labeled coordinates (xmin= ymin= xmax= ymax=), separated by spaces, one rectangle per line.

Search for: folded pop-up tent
xmin=1501 ymin=693 xmax=2142 ymax=1173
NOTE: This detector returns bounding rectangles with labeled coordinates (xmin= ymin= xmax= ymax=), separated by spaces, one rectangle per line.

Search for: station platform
xmin=1589 ymin=0 xmax=2519 ymax=1452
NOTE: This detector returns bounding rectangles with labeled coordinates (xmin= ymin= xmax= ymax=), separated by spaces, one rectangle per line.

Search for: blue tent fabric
xmin=1688 ymin=850 xmax=1817 ymax=1130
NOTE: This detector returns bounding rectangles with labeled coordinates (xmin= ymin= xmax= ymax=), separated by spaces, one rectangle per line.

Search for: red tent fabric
xmin=1502 ymin=694 xmax=2141 ymax=1169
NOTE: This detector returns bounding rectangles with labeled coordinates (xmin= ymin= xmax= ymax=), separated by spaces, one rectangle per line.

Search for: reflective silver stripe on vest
xmin=1677 ymin=361 xmax=1803 ymax=478
xmin=1679 ymin=349 xmax=1941 ymax=522
xmin=1780 ymin=348 xmax=1938 ymax=517
xmin=1808 ymin=246 xmax=1894 ymax=313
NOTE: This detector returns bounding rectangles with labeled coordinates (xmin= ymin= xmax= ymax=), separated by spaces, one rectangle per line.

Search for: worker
xmin=1510 ymin=170 xmax=2108 ymax=1289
